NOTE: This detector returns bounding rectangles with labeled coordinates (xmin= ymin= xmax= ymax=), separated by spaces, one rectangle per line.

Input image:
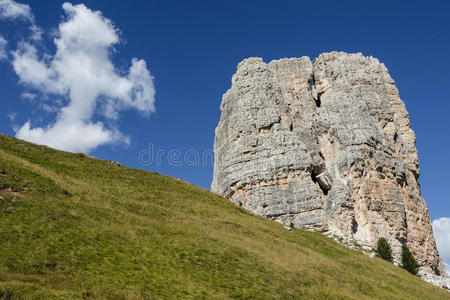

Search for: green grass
xmin=0 ymin=134 xmax=448 ymax=299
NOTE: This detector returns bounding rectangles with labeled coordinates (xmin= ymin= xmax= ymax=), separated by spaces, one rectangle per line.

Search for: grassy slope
xmin=0 ymin=134 xmax=448 ymax=300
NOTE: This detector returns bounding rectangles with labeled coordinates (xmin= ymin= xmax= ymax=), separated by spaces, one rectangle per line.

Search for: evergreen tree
xmin=401 ymin=244 xmax=420 ymax=275
xmin=376 ymin=238 xmax=393 ymax=262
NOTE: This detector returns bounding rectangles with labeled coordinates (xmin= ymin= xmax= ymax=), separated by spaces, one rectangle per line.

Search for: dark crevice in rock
xmin=314 ymin=95 xmax=321 ymax=108
xmin=311 ymin=169 xmax=330 ymax=195
xmin=431 ymin=265 xmax=442 ymax=277
xmin=352 ymin=218 xmax=358 ymax=234
xmin=311 ymin=74 xmax=321 ymax=108
xmin=396 ymin=173 xmax=407 ymax=186
xmin=318 ymin=151 xmax=325 ymax=160
xmin=258 ymin=122 xmax=275 ymax=133
xmin=310 ymin=170 xmax=317 ymax=184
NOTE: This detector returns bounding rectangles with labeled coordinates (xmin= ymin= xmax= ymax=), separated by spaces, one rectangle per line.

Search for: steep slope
xmin=212 ymin=52 xmax=445 ymax=276
xmin=0 ymin=134 xmax=448 ymax=299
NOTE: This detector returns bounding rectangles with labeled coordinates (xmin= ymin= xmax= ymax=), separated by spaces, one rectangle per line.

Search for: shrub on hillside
xmin=401 ymin=244 xmax=420 ymax=275
xmin=376 ymin=238 xmax=393 ymax=262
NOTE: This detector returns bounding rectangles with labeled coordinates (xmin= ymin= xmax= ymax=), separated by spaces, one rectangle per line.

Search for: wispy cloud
xmin=7 ymin=112 xmax=16 ymax=121
xmin=0 ymin=35 xmax=6 ymax=60
xmin=20 ymin=92 xmax=36 ymax=101
xmin=11 ymin=3 xmax=155 ymax=153
xmin=0 ymin=0 xmax=41 ymax=40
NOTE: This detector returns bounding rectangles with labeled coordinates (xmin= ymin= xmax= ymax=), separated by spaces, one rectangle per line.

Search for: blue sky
xmin=0 ymin=0 xmax=449 ymax=270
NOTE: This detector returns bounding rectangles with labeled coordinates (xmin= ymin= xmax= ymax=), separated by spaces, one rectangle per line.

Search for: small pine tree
xmin=401 ymin=244 xmax=420 ymax=275
xmin=376 ymin=238 xmax=393 ymax=262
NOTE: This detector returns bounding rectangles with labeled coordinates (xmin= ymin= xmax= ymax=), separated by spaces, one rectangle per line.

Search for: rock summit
xmin=212 ymin=52 xmax=447 ymax=276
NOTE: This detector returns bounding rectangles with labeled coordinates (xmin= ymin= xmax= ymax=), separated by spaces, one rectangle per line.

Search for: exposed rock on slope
xmin=211 ymin=52 xmax=447 ymax=276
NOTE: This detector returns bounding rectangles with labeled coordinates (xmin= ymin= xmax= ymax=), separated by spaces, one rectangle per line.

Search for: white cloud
xmin=0 ymin=0 xmax=40 ymax=40
xmin=16 ymin=121 xmax=117 ymax=153
xmin=21 ymin=92 xmax=36 ymax=101
xmin=29 ymin=23 xmax=42 ymax=41
xmin=432 ymin=218 xmax=450 ymax=266
xmin=7 ymin=112 xmax=16 ymax=121
xmin=0 ymin=0 xmax=32 ymax=21
xmin=12 ymin=43 xmax=63 ymax=93
xmin=40 ymin=103 xmax=58 ymax=113
xmin=12 ymin=3 xmax=155 ymax=153
xmin=0 ymin=35 xmax=6 ymax=60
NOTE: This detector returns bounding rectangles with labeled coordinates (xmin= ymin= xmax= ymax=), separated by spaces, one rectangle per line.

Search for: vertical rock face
xmin=212 ymin=52 xmax=447 ymax=276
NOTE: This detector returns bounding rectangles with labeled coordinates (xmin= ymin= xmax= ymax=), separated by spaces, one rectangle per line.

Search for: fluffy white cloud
xmin=0 ymin=0 xmax=32 ymax=21
xmin=0 ymin=36 xmax=6 ymax=60
xmin=13 ymin=3 xmax=155 ymax=153
xmin=432 ymin=217 xmax=450 ymax=273
xmin=16 ymin=121 xmax=117 ymax=153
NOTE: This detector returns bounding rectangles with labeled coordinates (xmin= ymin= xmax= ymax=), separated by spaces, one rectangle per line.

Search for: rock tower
xmin=212 ymin=52 xmax=447 ymax=276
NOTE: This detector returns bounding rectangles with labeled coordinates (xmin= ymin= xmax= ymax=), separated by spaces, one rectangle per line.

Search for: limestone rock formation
xmin=211 ymin=52 xmax=447 ymax=276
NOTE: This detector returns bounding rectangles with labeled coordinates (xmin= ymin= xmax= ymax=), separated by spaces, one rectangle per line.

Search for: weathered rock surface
xmin=419 ymin=270 xmax=450 ymax=290
xmin=212 ymin=52 xmax=447 ymax=277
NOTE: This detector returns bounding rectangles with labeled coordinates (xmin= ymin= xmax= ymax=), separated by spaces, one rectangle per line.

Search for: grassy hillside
xmin=0 ymin=134 xmax=448 ymax=299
